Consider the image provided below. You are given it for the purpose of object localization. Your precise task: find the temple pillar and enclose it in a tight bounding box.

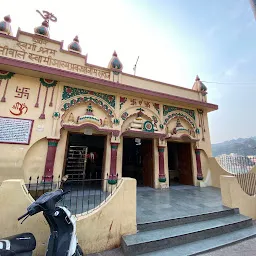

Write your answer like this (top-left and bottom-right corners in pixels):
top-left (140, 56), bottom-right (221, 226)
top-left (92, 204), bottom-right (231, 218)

top-left (158, 146), bottom-right (166, 182)
top-left (43, 138), bottom-right (59, 182)
top-left (195, 148), bottom-right (203, 180)
top-left (108, 142), bottom-right (119, 184)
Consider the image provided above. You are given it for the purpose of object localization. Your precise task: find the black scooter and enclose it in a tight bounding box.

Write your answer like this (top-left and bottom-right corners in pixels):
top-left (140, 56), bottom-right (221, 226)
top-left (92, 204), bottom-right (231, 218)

top-left (0, 189), bottom-right (84, 256)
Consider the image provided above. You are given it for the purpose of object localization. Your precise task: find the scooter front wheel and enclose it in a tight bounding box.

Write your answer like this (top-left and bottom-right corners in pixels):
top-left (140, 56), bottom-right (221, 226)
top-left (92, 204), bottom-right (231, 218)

top-left (75, 244), bottom-right (84, 256)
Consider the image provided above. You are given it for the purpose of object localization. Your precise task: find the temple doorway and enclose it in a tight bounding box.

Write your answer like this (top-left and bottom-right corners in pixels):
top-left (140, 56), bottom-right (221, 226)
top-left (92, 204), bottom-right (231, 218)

top-left (64, 132), bottom-right (106, 181)
top-left (167, 141), bottom-right (194, 185)
top-left (122, 137), bottom-right (154, 187)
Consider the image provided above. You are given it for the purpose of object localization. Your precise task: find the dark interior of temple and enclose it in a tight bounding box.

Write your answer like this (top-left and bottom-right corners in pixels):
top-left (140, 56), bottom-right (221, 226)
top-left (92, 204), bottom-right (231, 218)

top-left (122, 137), bottom-right (153, 187)
top-left (65, 133), bottom-right (105, 179)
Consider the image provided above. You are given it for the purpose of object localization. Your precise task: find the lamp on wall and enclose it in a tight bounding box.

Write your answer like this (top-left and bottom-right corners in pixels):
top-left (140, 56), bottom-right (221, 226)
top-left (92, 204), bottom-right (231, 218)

top-left (135, 138), bottom-right (141, 146)
top-left (84, 128), bottom-right (92, 135)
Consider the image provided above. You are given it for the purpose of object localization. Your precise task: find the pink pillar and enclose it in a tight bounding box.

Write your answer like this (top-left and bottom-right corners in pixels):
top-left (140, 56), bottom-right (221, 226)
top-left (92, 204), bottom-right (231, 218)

top-left (43, 139), bottom-right (59, 182)
top-left (108, 143), bottom-right (118, 184)
top-left (195, 148), bottom-right (203, 180)
top-left (158, 146), bottom-right (166, 182)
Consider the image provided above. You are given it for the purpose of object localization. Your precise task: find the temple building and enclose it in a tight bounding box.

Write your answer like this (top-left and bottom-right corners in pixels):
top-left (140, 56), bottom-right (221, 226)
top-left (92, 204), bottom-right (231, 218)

top-left (0, 13), bottom-right (218, 188)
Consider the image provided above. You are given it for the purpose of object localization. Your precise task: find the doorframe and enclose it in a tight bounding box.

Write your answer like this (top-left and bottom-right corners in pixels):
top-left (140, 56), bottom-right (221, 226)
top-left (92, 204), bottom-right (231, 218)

top-left (122, 136), bottom-right (155, 187)
top-left (166, 140), bottom-right (194, 186)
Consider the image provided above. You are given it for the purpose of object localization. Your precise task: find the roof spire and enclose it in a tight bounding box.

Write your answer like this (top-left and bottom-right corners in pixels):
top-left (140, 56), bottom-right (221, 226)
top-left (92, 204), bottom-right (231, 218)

top-left (0, 15), bottom-right (12, 35)
top-left (68, 35), bottom-right (82, 54)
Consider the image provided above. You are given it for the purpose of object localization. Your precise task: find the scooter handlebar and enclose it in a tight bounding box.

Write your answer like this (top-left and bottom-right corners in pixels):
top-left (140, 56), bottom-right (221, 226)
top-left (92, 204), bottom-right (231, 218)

top-left (18, 212), bottom-right (29, 221)
top-left (61, 190), bottom-right (70, 197)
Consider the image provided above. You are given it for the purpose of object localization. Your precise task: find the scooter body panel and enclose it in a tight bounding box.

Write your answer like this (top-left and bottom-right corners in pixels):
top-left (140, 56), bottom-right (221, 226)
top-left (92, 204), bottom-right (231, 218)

top-left (0, 189), bottom-right (83, 256)
top-left (44, 206), bottom-right (77, 256)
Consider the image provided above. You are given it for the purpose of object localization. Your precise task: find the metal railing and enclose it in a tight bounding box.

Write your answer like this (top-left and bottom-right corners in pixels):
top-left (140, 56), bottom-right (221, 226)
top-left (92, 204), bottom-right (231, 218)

top-left (235, 172), bottom-right (256, 196)
top-left (25, 173), bottom-right (121, 216)
top-left (216, 155), bottom-right (256, 174)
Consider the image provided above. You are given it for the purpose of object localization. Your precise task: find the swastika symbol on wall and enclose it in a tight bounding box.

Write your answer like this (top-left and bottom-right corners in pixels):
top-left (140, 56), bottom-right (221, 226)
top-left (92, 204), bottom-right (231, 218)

top-left (15, 87), bottom-right (30, 99)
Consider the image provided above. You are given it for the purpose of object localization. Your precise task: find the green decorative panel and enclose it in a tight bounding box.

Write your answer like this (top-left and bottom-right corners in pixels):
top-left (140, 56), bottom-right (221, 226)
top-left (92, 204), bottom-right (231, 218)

top-left (108, 179), bottom-right (117, 185)
top-left (48, 140), bottom-right (58, 147)
top-left (159, 177), bottom-right (166, 183)
top-left (62, 96), bottom-right (115, 117)
top-left (163, 105), bottom-right (195, 120)
top-left (62, 86), bottom-right (115, 108)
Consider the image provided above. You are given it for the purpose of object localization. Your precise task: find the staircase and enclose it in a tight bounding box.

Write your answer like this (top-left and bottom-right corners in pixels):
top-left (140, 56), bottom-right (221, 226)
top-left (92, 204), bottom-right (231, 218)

top-left (121, 208), bottom-right (256, 256)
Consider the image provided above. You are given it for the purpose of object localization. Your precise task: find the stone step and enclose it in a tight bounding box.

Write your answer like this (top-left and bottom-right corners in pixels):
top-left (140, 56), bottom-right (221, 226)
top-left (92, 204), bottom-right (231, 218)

top-left (140, 225), bottom-right (256, 256)
top-left (138, 208), bottom-right (238, 232)
top-left (121, 214), bottom-right (252, 255)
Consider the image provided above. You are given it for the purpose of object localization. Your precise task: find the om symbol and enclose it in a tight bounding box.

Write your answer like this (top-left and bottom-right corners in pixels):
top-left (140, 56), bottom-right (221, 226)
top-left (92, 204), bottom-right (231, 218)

top-left (10, 102), bottom-right (28, 116)
top-left (36, 10), bottom-right (57, 23)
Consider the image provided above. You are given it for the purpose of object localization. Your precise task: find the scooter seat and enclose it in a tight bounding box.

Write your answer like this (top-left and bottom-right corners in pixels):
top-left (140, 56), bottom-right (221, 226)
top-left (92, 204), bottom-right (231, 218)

top-left (0, 233), bottom-right (36, 253)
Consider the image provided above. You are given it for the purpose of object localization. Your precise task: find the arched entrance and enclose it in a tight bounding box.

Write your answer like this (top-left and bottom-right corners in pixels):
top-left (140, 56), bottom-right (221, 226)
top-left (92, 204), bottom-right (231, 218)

top-left (120, 109), bottom-right (164, 188)
top-left (165, 117), bottom-right (199, 186)
top-left (60, 101), bottom-right (119, 182)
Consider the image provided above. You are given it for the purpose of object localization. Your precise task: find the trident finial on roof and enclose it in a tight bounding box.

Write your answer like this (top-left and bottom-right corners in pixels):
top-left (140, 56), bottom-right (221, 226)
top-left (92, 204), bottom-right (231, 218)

top-left (36, 10), bottom-right (57, 26)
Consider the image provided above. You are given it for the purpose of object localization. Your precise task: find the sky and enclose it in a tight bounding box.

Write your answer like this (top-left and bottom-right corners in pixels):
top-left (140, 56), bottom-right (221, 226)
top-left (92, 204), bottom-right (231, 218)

top-left (1, 0), bottom-right (256, 144)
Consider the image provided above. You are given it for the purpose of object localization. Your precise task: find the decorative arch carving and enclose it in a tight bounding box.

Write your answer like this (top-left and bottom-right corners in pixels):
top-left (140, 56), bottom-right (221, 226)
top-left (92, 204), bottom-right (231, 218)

top-left (120, 111), bottom-right (153, 130)
top-left (119, 106), bottom-right (161, 124)
top-left (59, 95), bottom-right (116, 118)
top-left (164, 111), bottom-right (196, 130)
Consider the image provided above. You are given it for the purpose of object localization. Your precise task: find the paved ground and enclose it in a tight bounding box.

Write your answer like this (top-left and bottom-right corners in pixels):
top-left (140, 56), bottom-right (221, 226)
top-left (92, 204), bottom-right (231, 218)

top-left (136, 186), bottom-right (226, 223)
top-left (88, 187), bottom-right (256, 256)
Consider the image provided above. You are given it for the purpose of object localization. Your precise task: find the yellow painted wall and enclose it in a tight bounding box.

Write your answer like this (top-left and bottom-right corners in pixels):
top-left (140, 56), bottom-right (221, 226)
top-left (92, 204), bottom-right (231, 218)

top-left (121, 74), bottom-right (201, 102)
top-left (220, 175), bottom-right (256, 219)
top-left (0, 71), bottom-right (213, 187)
top-left (0, 31), bottom-right (215, 186)
top-left (0, 178), bottom-right (137, 255)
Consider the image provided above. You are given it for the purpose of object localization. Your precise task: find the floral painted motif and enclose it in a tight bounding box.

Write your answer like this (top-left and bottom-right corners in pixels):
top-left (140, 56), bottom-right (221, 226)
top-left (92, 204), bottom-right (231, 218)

top-left (62, 86), bottom-right (115, 108)
top-left (163, 105), bottom-right (195, 120)
top-left (62, 96), bottom-right (114, 117)
top-left (153, 103), bottom-right (160, 115)
top-left (152, 116), bottom-right (158, 124)
top-left (40, 78), bottom-right (57, 88)
top-left (121, 112), bottom-right (129, 121)
top-left (120, 97), bottom-right (127, 109)
top-left (143, 121), bottom-right (154, 132)
top-left (159, 124), bottom-right (164, 130)
top-left (0, 70), bottom-right (15, 80)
